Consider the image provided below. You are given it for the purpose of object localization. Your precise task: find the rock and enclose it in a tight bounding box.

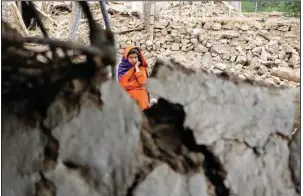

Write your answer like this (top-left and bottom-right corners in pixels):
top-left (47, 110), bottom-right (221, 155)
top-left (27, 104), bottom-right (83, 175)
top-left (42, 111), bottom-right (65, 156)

top-left (206, 42), bottom-right (213, 48)
top-left (201, 52), bottom-right (212, 69)
top-left (173, 55), bottom-right (187, 64)
top-left (260, 48), bottom-right (268, 61)
top-left (234, 23), bottom-right (241, 29)
top-left (288, 54), bottom-right (300, 68)
top-left (203, 22), bottom-right (212, 29)
top-left (222, 22), bottom-right (233, 30)
top-left (186, 43), bottom-right (193, 48)
top-left (246, 53), bottom-right (253, 65)
top-left (238, 74), bottom-right (246, 80)
top-left (236, 56), bottom-right (247, 65)
top-left (265, 78), bottom-right (276, 85)
top-left (186, 28), bottom-right (193, 34)
top-left (210, 45), bottom-right (228, 54)
top-left (220, 39), bottom-right (228, 44)
top-left (190, 38), bottom-right (198, 45)
top-left (166, 44), bottom-right (172, 49)
top-left (260, 60), bottom-right (275, 68)
top-left (215, 63), bottom-right (228, 71)
top-left (230, 56), bottom-right (237, 63)
top-left (213, 68), bottom-right (223, 74)
top-left (144, 52), bottom-right (152, 59)
top-left (271, 67), bottom-right (300, 83)
top-left (161, 29), bottom-right (168, 35)
top-left (171, 43), bottom-right (180, 51)
top-left (290, 49), bottom-right (299, 56)
top-left (252, 47), bottom-right (263, 55)
top-left (222, 30), bottom-right (239, 39)
top-left (115, 42), bottom-right (120, 49)
top-left (211, 23), bottom-right (222, 30)
top-left (278, 51), bottom-right (286, 60)
top-left (181, 45), bottom-right (187, 52)
top-left (272, 76), bottom-right (281, 85)
top-left (257, 65), bottom-right (268, 75)
top-left (267, 42), bottom-right (280, 54)
top-left (170, 30), bottom-right (178, 37)
top-left (212, 55), bottom-right (222, 62)
top-left (277, 26), bottom-right (290, 32)
top-left (250, 57), bottom-right (259, 67)
top-left (192, 28), bottom-right (203, 37)
top-left (181, 39), bottom-right (190, 45)
top-left (222, 52), bottom-right (232, 60)
top-left (210, 32), bottom-right (222, 41)
top-left (235, 64), bottom-right (243, 70)
top-left (174, 36), bottom-right (181, 43)
top-left (284, 32), bottom-right (297, 38)
top-left (120, 42), bottom-right (128, 49)
top-left (244, 72), bottom-right (254, 80)
top-left (240, 24), bottom-right (250, 31)
top-left (195, 45), bottom-right (208, 53)
top-left (155, 41), bottom-right (161, 48)
top-left (146, 40), bottom-right (153, 46)
top-left (198, 34), bottom-right (207, 42)
top-left (179, 28), bottom-right (187, 34)
top-left (253, 22), bottom-right (262, 30)
top-left (187, 45), bottom-right (194, 51)
top-left (211, 52), bottom-right (218, 57)
top-left (235, 46), bottom-right (246, 56)
top-left (155, 20), bottom-right (169, 29)
top-left (275, 59), bottom-right (289, 68)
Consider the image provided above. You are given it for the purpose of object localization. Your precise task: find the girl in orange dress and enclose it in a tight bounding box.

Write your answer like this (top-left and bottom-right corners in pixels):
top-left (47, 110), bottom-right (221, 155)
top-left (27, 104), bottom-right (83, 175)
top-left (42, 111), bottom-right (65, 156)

top-left (117, 46), bottom-right (149, 110)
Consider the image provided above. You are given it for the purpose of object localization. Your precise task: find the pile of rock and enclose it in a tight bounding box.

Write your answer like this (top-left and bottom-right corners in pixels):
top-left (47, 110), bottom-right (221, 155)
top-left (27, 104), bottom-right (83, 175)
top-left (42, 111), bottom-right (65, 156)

top-left (116, 17), bottom-right (300, 87)
top-left (2, 1), bottom-right (300, 87)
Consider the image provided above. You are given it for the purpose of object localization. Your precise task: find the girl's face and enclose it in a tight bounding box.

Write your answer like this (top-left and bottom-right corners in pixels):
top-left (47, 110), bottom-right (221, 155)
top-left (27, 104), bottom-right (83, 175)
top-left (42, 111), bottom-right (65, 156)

top-left (127, 53), bottom-right (138, 65)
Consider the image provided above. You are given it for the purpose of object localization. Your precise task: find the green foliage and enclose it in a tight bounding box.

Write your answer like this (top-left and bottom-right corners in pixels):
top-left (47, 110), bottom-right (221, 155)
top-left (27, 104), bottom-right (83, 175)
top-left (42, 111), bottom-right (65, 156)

top-left (281, 1), bottom-right (301, 17)
top-left (242, 1), bottom-right (256, 12)
top-left (241, 1), bottom-right (300, 17)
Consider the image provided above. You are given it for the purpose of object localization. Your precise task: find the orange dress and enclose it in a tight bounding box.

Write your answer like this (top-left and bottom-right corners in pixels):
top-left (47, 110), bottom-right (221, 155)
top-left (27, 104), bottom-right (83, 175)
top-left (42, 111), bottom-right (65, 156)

top-left (119, 46), bottom-right (149, 110)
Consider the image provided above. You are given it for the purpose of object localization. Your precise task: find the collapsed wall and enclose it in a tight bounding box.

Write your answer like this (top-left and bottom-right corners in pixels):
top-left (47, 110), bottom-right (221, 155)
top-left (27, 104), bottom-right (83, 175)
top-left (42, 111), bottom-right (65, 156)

top-left (2, 57), bottom-right (300, 196)
top-left (116, 17), bottom-right (300, 87)
top-left (2, 2), bottom-right (300, 88)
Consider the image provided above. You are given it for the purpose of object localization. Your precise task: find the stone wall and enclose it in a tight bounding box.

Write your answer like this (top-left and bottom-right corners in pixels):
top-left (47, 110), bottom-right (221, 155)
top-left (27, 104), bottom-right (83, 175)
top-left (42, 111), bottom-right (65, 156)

top-left (116, 17), bottom-right (300, 87)
top-left (2, 2), bottom-right (300, 88)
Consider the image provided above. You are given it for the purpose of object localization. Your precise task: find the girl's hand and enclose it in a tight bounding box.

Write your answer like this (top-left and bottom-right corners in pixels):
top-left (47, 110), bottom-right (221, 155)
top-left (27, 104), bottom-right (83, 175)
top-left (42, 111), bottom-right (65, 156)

top-left (135, 61), bottom-right (140, 72)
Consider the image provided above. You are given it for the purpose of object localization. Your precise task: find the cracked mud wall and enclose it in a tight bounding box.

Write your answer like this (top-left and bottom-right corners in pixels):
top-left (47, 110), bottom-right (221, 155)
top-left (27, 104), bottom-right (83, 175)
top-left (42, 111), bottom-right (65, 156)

top-left (2, 81), bottom-right (143, 196)
top-left (139, 60), bottom-right (300, 196)
top-left (3, 60), bottom-right (299, 196)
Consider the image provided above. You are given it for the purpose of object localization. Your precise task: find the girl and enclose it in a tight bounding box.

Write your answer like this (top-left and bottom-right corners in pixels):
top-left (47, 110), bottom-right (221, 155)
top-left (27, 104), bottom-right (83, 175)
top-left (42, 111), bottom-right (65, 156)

top-left (117, 46), bottom-right (149, 110)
